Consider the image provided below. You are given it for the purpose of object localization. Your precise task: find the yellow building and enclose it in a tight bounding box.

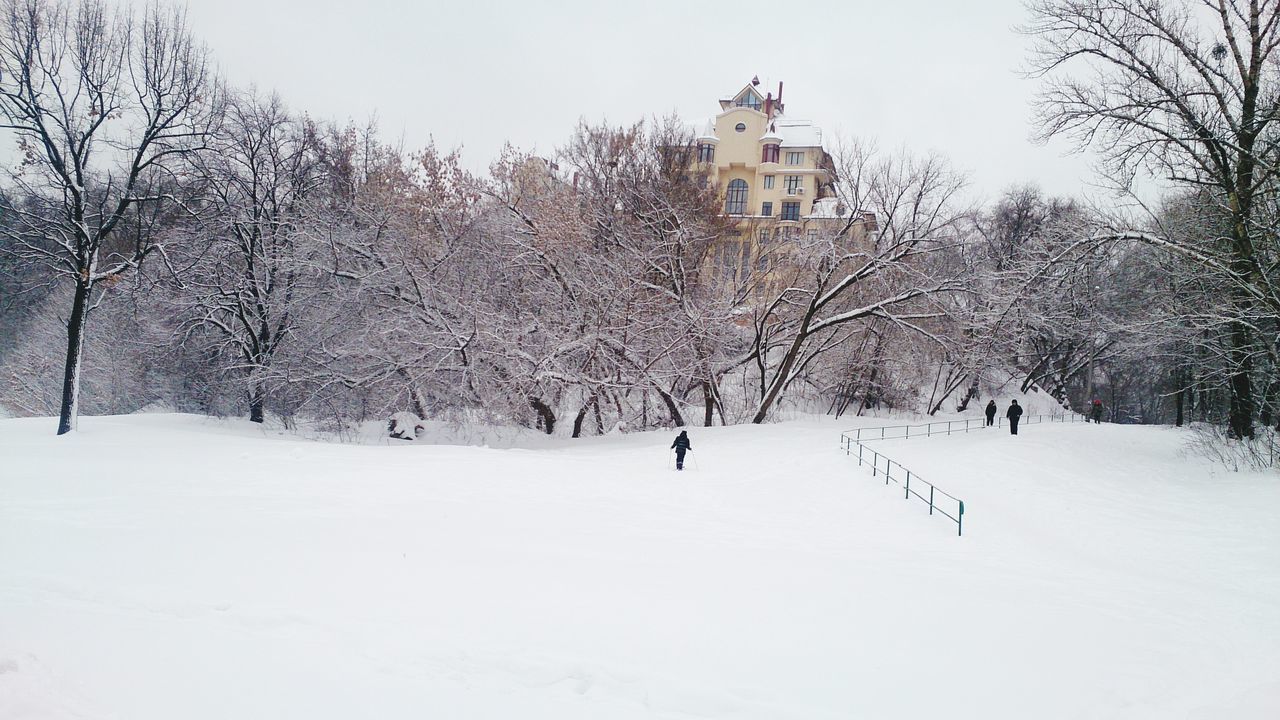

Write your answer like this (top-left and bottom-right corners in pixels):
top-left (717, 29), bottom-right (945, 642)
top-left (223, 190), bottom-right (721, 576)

top-left (691, 78), bottom-right (865, 287)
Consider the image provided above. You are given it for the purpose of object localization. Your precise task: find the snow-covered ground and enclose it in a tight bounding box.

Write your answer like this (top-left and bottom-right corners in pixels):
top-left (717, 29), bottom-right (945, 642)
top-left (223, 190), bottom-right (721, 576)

top-left (1, 413), bottom-right (1277, 719)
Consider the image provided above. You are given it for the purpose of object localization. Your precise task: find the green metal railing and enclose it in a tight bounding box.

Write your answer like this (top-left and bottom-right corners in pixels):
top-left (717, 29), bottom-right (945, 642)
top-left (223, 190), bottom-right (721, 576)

top-left (844, 412), bottom-right (1088, 443)
top-left (845, 439), bottom-right (966, 535)
top-left (839, 412), bottom-right (1088, 536)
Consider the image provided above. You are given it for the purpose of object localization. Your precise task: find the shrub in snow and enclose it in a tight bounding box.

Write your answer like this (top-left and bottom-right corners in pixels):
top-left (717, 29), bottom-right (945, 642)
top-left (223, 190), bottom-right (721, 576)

top-left (1185, 423), bottom-right (1278, 472)
top-left (387, 412), bottom-right (425, 441)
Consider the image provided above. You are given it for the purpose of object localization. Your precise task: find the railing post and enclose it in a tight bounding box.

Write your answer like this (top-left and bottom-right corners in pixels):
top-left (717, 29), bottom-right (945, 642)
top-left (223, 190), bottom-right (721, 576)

top-left (929, 485), bottom-right (934, 515)
top-left (881, 426), bottom-right (885, 439)
top-left (947, 420), bottom-right (952, 436)
top-left (858, 443), bottom-right (863, 466)
top-left (905, 470), bottom-right (911, 499)
top-left (906, 425), bottom-right (910, 439)
top-left (957, 501), bottom-right (964, 536)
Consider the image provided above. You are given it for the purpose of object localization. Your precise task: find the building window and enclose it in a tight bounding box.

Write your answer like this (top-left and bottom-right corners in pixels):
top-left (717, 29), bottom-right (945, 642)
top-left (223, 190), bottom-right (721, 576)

top-left (761, 201), bottom-right (772, 216)
top-left (786, 151), bottom-right (804, 165)
top-left (785, 175), bottom-right (803, 194)
top-left (758, 228), bottom-right (770, 245)
top-left (725, 179), bottom-right (749, 215)
top-left (762, 144), bottom-right (780, 163)
top-left (763, 175), bottom-right (775, 189)
top-left (734, 122), bottom-right (747, 133)
top-left (808, 229), bottom-right (818, 241)
top-left (697, 143), bottom-right (715, 163)
top-left (735, 91), bottom-right (762, 111)
top-left (781, 201), bottom-right (800, 221)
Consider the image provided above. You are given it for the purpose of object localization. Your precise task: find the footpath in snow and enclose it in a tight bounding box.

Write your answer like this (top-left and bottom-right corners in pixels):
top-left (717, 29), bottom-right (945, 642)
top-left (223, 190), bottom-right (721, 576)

top-left (1, 413), bottom-right (1278, 719)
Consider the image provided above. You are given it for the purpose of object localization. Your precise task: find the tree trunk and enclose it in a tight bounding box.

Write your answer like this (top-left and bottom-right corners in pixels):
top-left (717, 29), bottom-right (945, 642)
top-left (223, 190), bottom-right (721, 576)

top-left (702, 381), bottom-right (714, 427)
top-left (398, 369), bottom-right (428, 418)
top-left (56, 280), bottom-right (92, 435)
top-left (571, 396), bottom-right (594, 439)
top-left (1175, 379), bottom-right (1185, 428)
top-left (1259, 392), bottom-right (1271, 428)
top-left (1226, 313), bottom-right (1255, 439)
top-left (654, 386), bottom-right (685, 427)
top-left (752, 311), bottom-right (814, 424)
top-left (530, 398), bottom-right (556, 435)
top-left (955, 376), bottom-right (980, 412)
top-left (249, 386), bottom-right (266, 424)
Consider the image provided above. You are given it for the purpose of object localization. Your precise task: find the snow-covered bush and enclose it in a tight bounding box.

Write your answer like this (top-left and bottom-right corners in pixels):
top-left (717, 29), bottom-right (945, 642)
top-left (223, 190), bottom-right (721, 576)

top-left (387, 412), bottom-right (425, 441)
top-left (1185, 423), bottom-right (1278, 472)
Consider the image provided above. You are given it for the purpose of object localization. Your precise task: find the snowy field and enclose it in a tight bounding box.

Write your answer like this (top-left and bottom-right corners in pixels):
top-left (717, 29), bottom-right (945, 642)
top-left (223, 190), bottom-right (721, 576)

top-left (1, 413), bottom-right (1278, 719)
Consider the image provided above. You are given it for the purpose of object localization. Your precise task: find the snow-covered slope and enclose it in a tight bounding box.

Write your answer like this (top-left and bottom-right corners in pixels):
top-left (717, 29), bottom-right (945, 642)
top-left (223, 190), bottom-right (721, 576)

top-left (1, 414), bottom-right (1277, 719)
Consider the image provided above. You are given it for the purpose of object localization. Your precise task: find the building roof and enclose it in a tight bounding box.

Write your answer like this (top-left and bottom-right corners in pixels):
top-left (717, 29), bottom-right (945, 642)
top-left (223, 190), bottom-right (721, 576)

top-left (774, 119), bottom-right (823, 149)
top-left (759, 123), bottom-right (783, 143)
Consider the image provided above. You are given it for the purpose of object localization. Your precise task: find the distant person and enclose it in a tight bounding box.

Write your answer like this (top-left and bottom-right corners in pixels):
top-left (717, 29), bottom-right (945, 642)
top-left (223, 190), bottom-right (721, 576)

top-left (1006, 399), bottom-right (1023, 435)
top-left (1090, 399), bottom-right (1103, 424)
top-left (671, 430), bottom-right (692, 471)
top-left (985, 399), bottom-right (997, 426)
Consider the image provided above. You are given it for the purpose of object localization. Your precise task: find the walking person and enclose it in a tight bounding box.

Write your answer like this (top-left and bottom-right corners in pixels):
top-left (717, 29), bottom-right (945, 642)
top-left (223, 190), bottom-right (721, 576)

top-left (671, 430), bottom-right (692, 471)
top-left (1090, 398), bottom-right (1104, 424)
top-left (984, 399), bottom-right (998, 427)
top-left (1006, 399), bottom-right (1023, 435)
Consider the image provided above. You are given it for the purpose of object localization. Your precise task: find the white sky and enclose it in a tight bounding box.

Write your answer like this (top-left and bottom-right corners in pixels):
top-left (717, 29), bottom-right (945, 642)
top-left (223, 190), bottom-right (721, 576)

top-left (182, 0), bottom-right (1100, 201)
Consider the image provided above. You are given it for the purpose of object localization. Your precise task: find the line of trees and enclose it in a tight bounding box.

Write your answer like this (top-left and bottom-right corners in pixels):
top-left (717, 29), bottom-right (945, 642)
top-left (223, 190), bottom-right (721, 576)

top-left (0, 0), bottom-right (1276, 463)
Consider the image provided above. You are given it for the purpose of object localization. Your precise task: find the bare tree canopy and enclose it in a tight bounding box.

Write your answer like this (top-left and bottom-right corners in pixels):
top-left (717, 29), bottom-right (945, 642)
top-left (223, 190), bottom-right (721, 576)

top-left (0, 0), bottom-right (217, 433)
top-left (1025, 0), bottom-right (1280, 439)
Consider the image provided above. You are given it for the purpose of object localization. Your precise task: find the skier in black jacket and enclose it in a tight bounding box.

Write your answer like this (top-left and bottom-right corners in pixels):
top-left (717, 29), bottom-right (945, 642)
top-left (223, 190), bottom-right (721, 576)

top-left (671, 430), bottom-right (692, 470)
top-left (984, 399), bottom-right (997, 427)
top-left (1006, 399), bottom-right (1023, 435)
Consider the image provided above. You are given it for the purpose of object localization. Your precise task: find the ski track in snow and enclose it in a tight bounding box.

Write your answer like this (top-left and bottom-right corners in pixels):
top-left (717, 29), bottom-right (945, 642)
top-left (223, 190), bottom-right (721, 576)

top-left (1, 413), bottom-right (1278, 719)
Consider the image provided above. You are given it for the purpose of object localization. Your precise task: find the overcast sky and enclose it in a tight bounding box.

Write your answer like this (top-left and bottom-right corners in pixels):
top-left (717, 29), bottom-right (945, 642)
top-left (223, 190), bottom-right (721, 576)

top-left (182, 0), bottom-right (1100, 201)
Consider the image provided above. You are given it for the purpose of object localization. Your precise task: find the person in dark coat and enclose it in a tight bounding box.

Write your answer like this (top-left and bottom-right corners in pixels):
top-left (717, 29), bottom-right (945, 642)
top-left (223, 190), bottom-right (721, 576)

top-left (984, 399), bottom-right (998, 427)
top-left (671, 430), bottom-right (692, 470)
top-left (1090, 399), bottom-right (1103, 424)
top-left (1006, 399), bottom-right (1023, 435)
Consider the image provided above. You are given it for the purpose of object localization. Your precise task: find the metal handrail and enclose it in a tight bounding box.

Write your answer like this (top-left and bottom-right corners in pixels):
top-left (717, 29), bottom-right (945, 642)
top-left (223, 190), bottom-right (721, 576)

top-left (837, 412), bottom-right (1088, 536)
top-left (845, 440), bottom-right (965, 535)
top-left (843, 412), bottom-right (1088, 443)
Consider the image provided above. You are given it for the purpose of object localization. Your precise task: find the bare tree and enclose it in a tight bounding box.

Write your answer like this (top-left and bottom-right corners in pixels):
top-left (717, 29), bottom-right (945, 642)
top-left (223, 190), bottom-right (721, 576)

top-left (172, 90), bottom-right (322, 422)
top-left (1025, 0), bottom-right (1280, 438)
top-left (0, 0), bottom-right (217, 433)
top-left (746, 142), bottom-right (971, 423)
